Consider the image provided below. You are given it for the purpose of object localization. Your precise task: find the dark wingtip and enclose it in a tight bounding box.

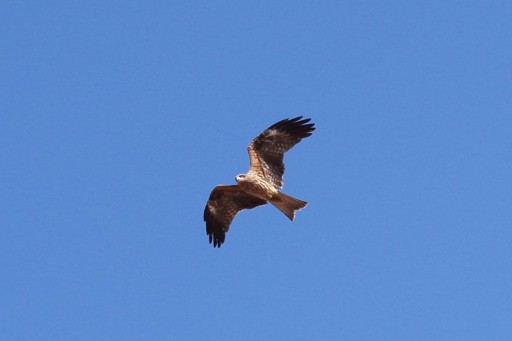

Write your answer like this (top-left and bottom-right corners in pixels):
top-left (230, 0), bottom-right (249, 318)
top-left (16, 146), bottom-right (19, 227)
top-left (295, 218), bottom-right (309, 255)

top-left (208, 232), bottom-right (223, 248)
top-left (269, 116), bottom-right (316, 138)
top-left (204, 205), bottom-right (225, 248)
top-left (206, 221), bottom-right (225, 248)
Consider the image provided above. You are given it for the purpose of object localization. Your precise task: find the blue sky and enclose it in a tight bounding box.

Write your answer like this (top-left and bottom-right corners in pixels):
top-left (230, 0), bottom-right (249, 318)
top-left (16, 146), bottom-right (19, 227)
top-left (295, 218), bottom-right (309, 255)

top-left (2, 1), bottom-right (511, 340)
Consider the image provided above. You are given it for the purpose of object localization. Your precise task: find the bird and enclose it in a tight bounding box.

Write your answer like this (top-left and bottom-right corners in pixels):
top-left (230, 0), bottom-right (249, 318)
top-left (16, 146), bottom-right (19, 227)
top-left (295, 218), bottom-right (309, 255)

top-left (203, 116), bottom-right (315, 247)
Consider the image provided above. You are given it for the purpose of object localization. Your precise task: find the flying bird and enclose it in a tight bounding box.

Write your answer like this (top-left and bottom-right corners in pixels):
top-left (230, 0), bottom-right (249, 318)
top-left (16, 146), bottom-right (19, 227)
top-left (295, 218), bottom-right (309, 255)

top-left (203, 116), bottom-right (315, 247)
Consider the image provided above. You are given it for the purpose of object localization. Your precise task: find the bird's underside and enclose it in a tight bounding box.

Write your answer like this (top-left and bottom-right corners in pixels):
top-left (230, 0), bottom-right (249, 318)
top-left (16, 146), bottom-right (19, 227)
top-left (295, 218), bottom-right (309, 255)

top-left (204, 116), bottom-right (315, 247)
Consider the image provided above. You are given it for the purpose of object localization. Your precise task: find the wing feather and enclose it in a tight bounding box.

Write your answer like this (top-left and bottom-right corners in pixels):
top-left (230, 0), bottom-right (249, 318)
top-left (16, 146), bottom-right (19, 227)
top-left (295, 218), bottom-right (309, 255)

top-left (248, 116), bottom-right (315, 189)
top-left (204, 185), bottom-right (267, 247)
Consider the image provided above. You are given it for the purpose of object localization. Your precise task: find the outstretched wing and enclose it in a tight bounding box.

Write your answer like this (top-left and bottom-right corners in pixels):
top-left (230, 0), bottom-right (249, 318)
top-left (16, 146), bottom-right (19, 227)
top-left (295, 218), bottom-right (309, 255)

top-left (248, 116), bottom-right (315, 189)
top-left (204, 185), bottom-right (267, 247)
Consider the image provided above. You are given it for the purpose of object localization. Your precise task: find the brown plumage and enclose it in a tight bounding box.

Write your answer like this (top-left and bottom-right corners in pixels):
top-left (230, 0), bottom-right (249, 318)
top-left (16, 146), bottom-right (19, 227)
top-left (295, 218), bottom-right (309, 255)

top-left (204, 116), bottom-right (315, 247)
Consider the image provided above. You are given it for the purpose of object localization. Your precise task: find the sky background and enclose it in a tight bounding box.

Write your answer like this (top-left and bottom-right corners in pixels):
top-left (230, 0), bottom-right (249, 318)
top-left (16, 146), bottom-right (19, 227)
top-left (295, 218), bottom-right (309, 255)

top-left (2, 1), bottom-right (511, 340)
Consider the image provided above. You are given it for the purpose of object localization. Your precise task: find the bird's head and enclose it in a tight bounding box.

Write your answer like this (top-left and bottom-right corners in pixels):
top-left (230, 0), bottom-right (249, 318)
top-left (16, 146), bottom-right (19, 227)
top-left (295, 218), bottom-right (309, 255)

top-left (235, 174), bottom-right (247, 184)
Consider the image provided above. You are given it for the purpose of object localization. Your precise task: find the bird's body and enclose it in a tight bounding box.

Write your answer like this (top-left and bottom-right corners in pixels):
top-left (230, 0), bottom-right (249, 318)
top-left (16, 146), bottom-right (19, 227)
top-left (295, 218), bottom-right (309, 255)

top-left (235, 173), bottom-right (278, 201)
top-left (204, 116), bottom-right (315, 247)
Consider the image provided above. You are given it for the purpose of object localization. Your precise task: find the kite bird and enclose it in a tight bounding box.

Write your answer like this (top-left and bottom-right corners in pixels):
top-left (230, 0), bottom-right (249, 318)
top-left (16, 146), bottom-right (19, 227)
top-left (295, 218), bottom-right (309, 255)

top-left (204, 116), bottom-right (315, 247)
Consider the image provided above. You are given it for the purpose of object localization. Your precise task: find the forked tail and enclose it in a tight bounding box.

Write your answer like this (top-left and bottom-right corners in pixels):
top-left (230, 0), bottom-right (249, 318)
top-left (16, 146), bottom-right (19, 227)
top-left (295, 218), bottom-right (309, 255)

top-left (270, 192), bottom-right (308, 220)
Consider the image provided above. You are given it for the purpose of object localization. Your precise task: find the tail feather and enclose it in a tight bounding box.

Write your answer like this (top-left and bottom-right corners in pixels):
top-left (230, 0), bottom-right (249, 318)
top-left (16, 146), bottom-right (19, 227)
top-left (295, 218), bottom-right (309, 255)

top-left (270, 192), bottom-right (307, 220)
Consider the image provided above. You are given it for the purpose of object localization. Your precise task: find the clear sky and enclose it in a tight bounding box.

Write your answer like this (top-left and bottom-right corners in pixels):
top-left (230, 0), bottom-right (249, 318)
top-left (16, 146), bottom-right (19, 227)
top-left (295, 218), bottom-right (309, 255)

top-left (2, 1), bottom-right (511, 340)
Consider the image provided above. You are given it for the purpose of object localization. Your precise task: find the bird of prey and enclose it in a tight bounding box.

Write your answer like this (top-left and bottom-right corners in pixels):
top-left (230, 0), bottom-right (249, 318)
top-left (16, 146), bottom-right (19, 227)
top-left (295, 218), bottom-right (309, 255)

top-left (203, 116), bottom-right (315, 247)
